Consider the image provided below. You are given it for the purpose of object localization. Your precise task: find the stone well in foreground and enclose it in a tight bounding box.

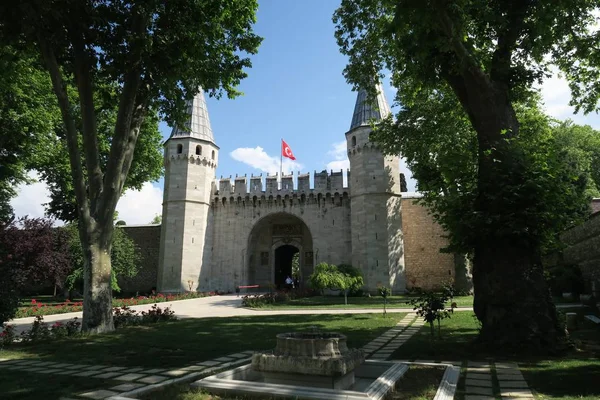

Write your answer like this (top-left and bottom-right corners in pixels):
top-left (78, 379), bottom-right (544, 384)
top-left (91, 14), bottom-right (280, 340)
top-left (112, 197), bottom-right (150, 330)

top-left (251, 332), bottom-right (364, 389)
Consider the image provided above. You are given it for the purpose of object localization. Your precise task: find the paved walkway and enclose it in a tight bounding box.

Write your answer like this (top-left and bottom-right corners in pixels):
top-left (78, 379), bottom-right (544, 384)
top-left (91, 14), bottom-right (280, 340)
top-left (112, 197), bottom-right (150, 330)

top-left (1, 309), bottom-right (537, 399)
top-left (7, 295), bottom-right (473, 334)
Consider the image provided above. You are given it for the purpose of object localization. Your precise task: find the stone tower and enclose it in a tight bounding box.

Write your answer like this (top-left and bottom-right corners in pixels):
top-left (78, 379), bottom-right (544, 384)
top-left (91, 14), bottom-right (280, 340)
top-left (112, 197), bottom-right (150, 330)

top-left (346, 85), bottom-right (406, 292)
top-left (157, 89), bottom-right (218, 292)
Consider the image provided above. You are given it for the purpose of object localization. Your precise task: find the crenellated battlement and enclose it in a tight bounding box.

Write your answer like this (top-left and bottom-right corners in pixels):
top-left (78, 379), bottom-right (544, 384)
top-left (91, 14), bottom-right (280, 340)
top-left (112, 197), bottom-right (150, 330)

top-left (212, 170), bottom-right (350, 201)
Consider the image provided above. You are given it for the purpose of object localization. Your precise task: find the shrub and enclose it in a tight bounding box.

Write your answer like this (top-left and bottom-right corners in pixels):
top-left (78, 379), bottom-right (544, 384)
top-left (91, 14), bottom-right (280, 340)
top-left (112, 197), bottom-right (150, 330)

top-left (13, 316), bottom-right (81, 345)
top-left (407, 290), bottom-right (452, 337)
top-left (140, 304), bottom-right (176, 323)
top-left (20, 315), bottom-right (51, 343)
top-left (113, 304), bottom-right (176, 327)
top-left (65, 317), bottom-right (81, 336)
top-left (113, 305), bottom-right (141, 328)
top-left (51, 322), bottom-right (68, 339)
top-left (0, 324), bottom-right (16, 346)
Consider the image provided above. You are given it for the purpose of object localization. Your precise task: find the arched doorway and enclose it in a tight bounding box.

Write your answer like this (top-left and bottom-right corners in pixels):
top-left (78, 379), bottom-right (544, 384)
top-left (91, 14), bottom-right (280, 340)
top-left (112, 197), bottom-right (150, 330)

top-left (274, 244), bottom-right (299, 289)
top-left (246, 212), bottom-right (314, 289)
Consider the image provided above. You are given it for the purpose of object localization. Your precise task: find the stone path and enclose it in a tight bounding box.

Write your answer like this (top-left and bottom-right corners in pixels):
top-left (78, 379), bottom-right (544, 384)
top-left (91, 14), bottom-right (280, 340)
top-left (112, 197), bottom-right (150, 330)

top-left (463, 361), bottom-right (534, 400)
top-left (362, 313), bottom-right (423, 360)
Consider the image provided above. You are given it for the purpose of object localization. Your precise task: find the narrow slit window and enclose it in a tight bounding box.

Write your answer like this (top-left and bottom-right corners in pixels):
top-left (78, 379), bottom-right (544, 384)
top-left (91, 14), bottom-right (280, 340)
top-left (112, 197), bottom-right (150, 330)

top-left (196, 145), bottom-right (202, 155)
top-left (177, 144), bottom-right (183, 154)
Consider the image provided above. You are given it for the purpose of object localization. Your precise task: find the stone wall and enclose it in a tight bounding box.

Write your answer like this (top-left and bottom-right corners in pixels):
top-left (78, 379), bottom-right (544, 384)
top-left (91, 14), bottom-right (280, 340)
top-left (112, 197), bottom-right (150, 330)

top-left (206, 193), bottom-right (352, 292)
top-left (401, 195), bottom-right (455, 290)
top-left (118, 224), bottom-right (161, 295)
top-left (561, 212), bottom-right (600, 294)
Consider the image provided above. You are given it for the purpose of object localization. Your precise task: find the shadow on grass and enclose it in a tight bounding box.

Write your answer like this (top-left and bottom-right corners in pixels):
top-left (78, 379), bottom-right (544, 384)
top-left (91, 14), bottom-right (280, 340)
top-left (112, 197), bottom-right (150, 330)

top-left (0, 313), bottom-right (401, 368)
top-left (1, 369), bottom-right (107, 400)
top-left (521, 359), bottom-right (600, 399)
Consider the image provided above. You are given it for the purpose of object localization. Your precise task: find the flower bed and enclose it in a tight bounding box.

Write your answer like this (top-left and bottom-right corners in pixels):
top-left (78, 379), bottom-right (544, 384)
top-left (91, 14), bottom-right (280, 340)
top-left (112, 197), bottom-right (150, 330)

top-left (15, 291), bottom-right (217, 318)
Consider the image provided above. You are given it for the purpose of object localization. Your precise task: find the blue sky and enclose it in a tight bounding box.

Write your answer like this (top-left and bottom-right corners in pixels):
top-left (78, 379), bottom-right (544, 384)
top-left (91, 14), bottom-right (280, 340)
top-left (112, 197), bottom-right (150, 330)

top-left (157, 0), bottom-right (398, 186)
top-left (11, 0), bottom-right (600, 224)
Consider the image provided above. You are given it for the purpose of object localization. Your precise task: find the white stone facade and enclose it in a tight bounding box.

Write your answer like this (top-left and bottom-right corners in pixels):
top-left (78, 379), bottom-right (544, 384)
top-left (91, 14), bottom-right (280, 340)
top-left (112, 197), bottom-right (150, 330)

top-left (158, 87), bottom-right (408, 293)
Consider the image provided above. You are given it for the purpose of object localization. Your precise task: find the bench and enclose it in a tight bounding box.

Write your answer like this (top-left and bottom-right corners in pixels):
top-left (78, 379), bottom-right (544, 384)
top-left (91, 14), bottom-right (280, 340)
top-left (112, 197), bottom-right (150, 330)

top-left (236, 285), bottom-right (260, 297)
top-left (584, 315), bottom-right (600, 324)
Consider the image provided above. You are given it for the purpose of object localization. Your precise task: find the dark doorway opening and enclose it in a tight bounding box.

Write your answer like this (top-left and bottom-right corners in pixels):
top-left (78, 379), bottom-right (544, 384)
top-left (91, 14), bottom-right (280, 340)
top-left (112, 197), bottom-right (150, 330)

top-left (274, 245), bottom-right (299, 289)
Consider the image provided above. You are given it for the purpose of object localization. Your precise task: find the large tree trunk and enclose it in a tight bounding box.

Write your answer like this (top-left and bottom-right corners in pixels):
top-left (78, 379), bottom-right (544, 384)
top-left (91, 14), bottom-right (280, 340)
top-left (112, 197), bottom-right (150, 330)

top-left (80, 223), bottom-right (114, 333)
top-left (37, 9), bottom-right (147, 335)
top-left (446, 70), bottom-right (565, 350)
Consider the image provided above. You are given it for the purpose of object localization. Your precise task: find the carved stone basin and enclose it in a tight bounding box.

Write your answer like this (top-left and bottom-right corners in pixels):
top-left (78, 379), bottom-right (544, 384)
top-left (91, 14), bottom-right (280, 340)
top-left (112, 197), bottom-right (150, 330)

top-left (273, 332), bottom-right (351, 357)
top-left (251, 331), bottom-right (365, 389)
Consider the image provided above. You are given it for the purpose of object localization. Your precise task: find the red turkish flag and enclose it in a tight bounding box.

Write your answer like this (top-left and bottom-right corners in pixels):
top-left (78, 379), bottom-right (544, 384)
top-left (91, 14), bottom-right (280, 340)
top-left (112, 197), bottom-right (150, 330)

top-left (281, 139), bottom-right (296, 160)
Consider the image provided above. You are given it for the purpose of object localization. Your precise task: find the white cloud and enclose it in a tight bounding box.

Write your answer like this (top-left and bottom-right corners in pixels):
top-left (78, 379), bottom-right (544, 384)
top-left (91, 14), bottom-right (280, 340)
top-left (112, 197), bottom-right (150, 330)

top-left (11, 171), bottom-right (53, 221)
top-left (230, 146), bottom-right (303, 175)
top-left (11, 172), bottom-right (162, 226)
top-left (326, 159), bottom-right (350, 171)
top-left (325, 140), bottom-right (349, 172)
top-left (116, 183), bottom-right (163, 225)
top-left (538, 68), bottom-right (574, 119)
top-left (537, 68), bottom-right (600, 128)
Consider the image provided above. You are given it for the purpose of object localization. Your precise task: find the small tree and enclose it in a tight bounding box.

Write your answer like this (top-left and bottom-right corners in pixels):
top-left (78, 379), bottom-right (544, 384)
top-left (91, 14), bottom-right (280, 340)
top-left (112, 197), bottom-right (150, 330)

top-left (309, 262), bottom-right (364, 305)
top-left (408, 290), bottom-right (452, 337)
top-left (377, 285), bottom-right (391, 315)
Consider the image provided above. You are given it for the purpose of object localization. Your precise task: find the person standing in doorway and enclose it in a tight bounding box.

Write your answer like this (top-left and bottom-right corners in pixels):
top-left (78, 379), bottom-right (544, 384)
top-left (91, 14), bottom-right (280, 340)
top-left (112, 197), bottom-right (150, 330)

top-left (285, 275), bottom-right (293, 289)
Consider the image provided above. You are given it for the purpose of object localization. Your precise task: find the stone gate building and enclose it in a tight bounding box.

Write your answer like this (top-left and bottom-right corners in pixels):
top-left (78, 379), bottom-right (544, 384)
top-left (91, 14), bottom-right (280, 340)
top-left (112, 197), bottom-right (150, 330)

top-left (155, 85), bottom-right (457, 294)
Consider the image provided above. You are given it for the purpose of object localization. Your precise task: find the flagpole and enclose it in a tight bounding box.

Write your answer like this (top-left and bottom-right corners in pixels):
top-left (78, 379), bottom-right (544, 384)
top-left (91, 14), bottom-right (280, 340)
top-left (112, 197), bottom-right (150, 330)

top-left (280, 138), bottom-right (283, 190)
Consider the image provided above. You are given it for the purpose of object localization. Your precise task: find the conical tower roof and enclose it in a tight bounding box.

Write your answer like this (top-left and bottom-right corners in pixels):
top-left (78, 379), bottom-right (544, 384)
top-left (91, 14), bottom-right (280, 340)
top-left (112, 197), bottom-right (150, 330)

top-left (349, 83), bottom-right (391, 131)
top-left (169, 89), bottom-right (215, 143)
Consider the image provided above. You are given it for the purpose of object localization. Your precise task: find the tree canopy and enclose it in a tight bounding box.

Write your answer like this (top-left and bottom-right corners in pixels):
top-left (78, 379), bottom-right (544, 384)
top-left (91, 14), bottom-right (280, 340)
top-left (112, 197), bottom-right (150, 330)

top-left (0, 0), bottom-right (262, 333)
top-left (0, 44), bottom-right (61, 222)
top-left (334, 0), bottom-right (600, 349)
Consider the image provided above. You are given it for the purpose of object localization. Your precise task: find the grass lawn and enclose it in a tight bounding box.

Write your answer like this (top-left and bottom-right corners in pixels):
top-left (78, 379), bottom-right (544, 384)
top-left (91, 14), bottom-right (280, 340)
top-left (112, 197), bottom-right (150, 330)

top-left (391, 365), bottom-right (446, 400)
top-left (392, 309), bottom-right (600, 400)
top-left (0, 313), bottom-right (402, 400)
top-left (2, 314), bottom-right (401, 367)
top-left (252, 294), bottom-right (473, 309)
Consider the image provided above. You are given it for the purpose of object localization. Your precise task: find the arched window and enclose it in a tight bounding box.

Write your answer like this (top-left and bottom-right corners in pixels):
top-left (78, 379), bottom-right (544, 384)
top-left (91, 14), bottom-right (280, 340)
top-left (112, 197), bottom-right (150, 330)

top-left (196, 145), bottom-right (202, 155)
top-left (177, 144), bottom-right (183, 154)
top-left (211, 150), bottom-right (215, 160)
top-left (351, 136), bottom-right (356, 147)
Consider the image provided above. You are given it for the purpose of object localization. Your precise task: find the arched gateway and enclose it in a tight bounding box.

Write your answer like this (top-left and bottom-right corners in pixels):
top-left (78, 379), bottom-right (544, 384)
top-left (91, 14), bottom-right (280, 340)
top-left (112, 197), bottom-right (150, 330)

top-left (246, 213), bottom-right (314, 289)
